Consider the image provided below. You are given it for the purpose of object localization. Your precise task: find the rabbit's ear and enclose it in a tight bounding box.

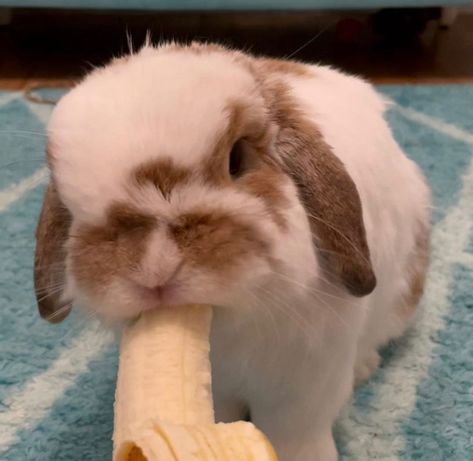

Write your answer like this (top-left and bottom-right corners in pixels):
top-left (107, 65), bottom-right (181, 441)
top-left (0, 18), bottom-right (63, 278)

top-left (34, 181), bottom-right (72, 322)
top-left (268, 84), bottom-right (376, 297)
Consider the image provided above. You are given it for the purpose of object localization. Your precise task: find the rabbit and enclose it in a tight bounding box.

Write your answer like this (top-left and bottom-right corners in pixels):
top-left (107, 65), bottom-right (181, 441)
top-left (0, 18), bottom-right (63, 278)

top-left (34, 42), bottom-right (431, 461)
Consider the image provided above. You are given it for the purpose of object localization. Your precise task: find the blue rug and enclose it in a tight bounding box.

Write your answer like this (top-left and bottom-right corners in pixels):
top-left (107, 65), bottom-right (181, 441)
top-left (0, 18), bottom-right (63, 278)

top-left (0, 85), bottom-right (472, 460)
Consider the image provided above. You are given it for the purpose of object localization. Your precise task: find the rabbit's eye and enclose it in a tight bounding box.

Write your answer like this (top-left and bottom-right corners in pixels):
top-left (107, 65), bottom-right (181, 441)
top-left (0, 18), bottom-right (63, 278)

top-left (229, 140), bottom-right (245, 178)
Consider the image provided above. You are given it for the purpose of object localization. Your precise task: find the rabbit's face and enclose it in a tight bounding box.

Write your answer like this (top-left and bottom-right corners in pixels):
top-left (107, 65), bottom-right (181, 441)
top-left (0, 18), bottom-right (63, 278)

top-left (39, 46), bottom-right (316, 321)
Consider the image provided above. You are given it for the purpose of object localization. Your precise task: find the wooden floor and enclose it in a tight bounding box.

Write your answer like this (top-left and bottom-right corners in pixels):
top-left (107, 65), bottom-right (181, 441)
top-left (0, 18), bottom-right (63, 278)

top-left (1, 8), bottom-right (473, 90)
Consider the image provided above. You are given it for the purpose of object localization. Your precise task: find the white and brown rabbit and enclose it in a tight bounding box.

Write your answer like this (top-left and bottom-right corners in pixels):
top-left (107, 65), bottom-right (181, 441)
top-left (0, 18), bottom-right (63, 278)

top-left (34, 43), bottom-right (431, 461)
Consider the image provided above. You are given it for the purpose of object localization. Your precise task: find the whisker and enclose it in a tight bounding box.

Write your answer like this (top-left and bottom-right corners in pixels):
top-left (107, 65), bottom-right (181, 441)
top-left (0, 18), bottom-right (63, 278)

top-left (34, 287), bottom-right (65, 297)
top-left (257, 285), bottom-right (316, 342)
top-left (34, 283), bottom-right (66, 295)
top-left (126, 29), bottom-right (135, 55)
top-left (0, 160), bottom-right (45, 171)
top-left (0, 129), bottom-right (47, 137)
top-left (285, 19), bottom-right (337, 60)
top-left (270, 268), bottom-right (359, 308)
top-left (35, 286), bottom-right (66, 303)
top-left (45, 303), bottom-right (72, 322)
top-left (305, 212), bottom-right (372, 266)
top-left (265, 270), bottom-right (355, 329)
top-left (243, 288), bottom-right (281, 343)
top-left (32, 260), bottom-right (67, 268)
top-left (31, 269), bottom-right (67, 277)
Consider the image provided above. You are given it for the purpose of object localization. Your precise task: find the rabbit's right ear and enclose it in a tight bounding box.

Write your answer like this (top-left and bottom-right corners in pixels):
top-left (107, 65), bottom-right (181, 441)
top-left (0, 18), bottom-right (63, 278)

top-left (34, 181), bottom-right (72, 323)
top-left (261, 80), bottom-right (376, 297)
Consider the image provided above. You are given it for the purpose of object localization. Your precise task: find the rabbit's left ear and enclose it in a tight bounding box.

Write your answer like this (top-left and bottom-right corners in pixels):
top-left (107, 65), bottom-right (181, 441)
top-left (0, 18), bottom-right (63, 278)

top-left (268, 86), bottom-right (376, 297)
top-left (34, 181), bottom-right (73, 322)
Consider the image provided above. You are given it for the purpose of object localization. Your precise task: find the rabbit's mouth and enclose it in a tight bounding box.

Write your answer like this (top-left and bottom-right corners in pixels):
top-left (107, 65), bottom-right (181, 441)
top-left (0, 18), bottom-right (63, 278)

top-left (129, 280), bottom-right (184, 310)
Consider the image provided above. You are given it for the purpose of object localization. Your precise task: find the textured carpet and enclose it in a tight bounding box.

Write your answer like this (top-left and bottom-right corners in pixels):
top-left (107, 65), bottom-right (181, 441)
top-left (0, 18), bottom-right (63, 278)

top-left (0, 85), bottom-right (472, 461)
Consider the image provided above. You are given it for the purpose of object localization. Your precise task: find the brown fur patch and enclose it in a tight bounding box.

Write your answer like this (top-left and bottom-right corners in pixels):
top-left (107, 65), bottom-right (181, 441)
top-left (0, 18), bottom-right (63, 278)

top-left (170, 210), bottom-right (270, 272)
top-left (399, 223), bottom-right (430, 320)
top-left (72, 205), bottom-right (270, 294)
top-left (107, 203), bottom-right (157, 236)
top-left (34, 181), bottom-right (72, 323)
top-left (199, 99), bottom-right (289, 230)
top-left (69, 203), bottom-right (156, 292)
top-left (202, 100), bottom-right (270, 186)
top-left (258, 78), bottom-right (376, 296)
top-left (133, 158), bottom-right (191, 199)
top-left (201, 104), bottom-right (246, 186)
top-left (239, 165), bottom-right (289, 230)
top-left (255, 57), bottom-right (312, 78)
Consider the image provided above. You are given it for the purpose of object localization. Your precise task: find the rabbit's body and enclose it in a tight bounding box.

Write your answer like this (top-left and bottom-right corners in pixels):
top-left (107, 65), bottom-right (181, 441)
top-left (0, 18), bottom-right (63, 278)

top-left (211, 63), bottom-right (430, 460)
top-left (35, 44), bottom-right (430, 461)
top-left (288, 64), bottom-right (430, 371)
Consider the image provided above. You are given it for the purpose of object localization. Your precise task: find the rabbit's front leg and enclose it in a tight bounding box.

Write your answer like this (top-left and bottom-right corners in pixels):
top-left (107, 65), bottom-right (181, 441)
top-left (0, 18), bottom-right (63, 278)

top-left (253, 392), bottom-right (343, 461)
top-left (250, 346), bottom-right (355, 461)
top-left (274, 427), bottom-right (338, 461)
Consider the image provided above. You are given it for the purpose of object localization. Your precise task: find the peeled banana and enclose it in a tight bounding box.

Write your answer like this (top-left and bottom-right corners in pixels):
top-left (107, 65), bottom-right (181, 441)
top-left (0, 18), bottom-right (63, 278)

top-left (112, 304), bottom-right (278, 461)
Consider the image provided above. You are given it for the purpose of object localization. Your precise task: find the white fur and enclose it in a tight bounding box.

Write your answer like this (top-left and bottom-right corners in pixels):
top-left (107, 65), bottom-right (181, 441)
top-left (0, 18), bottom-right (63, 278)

top-left (288, 67), bottom-right (431, 354)
top-left (48, 46), bottom-right (430, 461)
top-left (212, 67), bottom-right (430, 460)
top-left (48, 49), bottom-right (262, 223)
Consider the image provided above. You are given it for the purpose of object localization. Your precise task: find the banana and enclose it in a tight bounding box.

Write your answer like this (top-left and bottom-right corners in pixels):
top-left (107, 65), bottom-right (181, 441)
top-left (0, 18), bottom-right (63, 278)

top-left (112, 305), bottom-right (278, 461)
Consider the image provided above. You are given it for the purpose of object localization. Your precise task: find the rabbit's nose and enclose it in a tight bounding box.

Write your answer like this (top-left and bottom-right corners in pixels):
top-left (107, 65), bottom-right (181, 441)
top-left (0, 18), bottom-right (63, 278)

top-left (126, 227), bottom-right (184, 290)
top-left (129, 258), bottom-right (184, 291)
top-left (149, 261), bottom-right (184, 291)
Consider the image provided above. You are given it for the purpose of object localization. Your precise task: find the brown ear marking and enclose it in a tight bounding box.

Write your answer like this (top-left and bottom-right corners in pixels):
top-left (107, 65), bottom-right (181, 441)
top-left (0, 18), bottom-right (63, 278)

top-left (34, 181), bottom-right (72, 323)
top-left (262, 80), bottom-right (376, 297)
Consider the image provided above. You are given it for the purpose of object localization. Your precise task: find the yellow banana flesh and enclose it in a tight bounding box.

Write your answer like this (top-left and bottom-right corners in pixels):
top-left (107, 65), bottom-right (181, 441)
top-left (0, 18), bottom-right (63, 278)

top-left (112, 305), bottom-right (278, 461)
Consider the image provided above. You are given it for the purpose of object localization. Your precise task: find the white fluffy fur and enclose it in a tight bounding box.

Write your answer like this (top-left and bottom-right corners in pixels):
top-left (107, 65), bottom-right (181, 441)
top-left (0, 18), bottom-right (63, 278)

top-left (48, 49), bottom-right (262, 223)
top-left (48, 45), bottom-right (431, 461)
top-left (212, 66), bottom-right (430, 461)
